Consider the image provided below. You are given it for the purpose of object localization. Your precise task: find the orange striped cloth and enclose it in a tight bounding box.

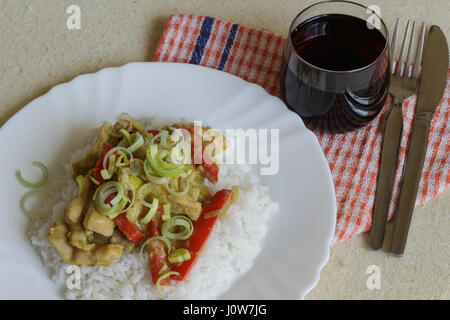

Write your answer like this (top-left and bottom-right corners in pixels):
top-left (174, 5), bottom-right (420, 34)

top-left (153, 14), bottom-right (450, 244)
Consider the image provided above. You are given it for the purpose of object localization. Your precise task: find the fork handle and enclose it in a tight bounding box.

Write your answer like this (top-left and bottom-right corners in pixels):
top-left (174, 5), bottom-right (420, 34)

top-left (369, 102), bottom-right (403, 250)
top-left (390, 115), bottom-right (432, 255)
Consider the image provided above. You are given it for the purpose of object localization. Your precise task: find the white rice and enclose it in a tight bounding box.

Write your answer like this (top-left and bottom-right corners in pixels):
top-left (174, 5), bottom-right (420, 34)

top-left (27, 117), bottom-right (278, 300)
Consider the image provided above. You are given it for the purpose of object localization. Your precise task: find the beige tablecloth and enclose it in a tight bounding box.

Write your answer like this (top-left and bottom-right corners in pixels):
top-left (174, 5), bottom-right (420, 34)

top-left (0, 0), bottom-right (448, 299)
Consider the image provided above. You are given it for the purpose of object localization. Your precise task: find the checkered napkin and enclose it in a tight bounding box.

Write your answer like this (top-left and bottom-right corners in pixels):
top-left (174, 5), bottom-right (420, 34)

top-left (153, 14), bottom-right (450, 244)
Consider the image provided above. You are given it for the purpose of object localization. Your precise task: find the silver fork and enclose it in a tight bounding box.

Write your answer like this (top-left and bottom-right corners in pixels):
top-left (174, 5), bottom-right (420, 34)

top-left (369, 19), bottom-right (426, 251)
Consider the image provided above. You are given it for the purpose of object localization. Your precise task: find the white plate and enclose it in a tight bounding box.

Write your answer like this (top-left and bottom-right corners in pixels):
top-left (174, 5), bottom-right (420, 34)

top-left (0, 62), bottom-right (336, 299)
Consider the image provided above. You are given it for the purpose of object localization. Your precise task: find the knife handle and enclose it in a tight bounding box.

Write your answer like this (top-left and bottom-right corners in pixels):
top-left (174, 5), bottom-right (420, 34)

top-left (369, 103), bottom-right (403, 250)
top-left (390, 115), bottom-right (431, 255)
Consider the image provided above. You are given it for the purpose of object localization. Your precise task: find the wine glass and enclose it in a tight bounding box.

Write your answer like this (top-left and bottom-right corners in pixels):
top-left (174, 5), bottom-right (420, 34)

top-left (280, 0), bottom-right (390, 133)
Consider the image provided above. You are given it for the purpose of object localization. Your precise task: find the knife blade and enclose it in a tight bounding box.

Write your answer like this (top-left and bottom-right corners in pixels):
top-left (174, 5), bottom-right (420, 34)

top-left (390, 25), bottom-right (449, 255)
top-left (414, 26), bottom-right (448, 114)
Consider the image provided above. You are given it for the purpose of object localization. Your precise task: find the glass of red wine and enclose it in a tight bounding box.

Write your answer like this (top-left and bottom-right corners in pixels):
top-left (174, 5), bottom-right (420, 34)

top-left (280, 1), bottom-right (390, 133)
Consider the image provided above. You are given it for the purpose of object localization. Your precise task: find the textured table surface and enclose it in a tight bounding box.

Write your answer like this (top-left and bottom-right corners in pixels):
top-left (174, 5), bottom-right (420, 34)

top-left (0, 0), bottom-right (448, 299)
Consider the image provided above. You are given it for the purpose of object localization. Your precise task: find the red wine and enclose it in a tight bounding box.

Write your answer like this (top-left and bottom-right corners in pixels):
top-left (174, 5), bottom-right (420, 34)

top-left (281, 14), bottom-right (389, 132)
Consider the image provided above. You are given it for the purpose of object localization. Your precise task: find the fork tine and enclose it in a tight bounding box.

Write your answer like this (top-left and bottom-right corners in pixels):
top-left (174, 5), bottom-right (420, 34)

top-left (391, 18), bottom-right (399, 55)
top-left (412, 23), bottom-right (426, 78)
top-left (397, 20), bottom-right (411, 75)
top-left (391, 18), bottom-right (399, 72)
top-left (405, 21), bottom-right (416, 76)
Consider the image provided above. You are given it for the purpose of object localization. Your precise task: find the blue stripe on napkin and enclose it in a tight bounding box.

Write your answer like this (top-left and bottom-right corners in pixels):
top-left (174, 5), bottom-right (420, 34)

top-left (189, 16), bottom-right (215, 65)
top-left (218, 23), bottom-right (239, 70)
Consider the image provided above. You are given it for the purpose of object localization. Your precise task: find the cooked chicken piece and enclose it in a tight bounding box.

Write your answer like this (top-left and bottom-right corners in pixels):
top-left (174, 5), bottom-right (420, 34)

top-left (83, 202), bottom-right (115, 237)
top-left (95, 244), bottom-right (123, 266)
top-left (117, 168), bottom-right (131, 189)
top-left (126, 199), bottom-right (145, 224)
top-left (71, 244), bottom-right (123, 266)
top-left (89, 123), bottom-right (114, 157)
top-left (72, 248), bottom-right (96, 266)
top-left (65, 173), bottom-right (94, 225)
top-left (110, 230), bottom-right (135, 252)
top-left (144, 182), bottom-right (168, 200)
top-left (168, 177), bottom-right (179, 190)
top-left (186, 166), bottom-right (205, 185)
top-left (170, 194), bottom-right (202, 221)
top-left (198, 185), bottom-right (211, 204)
top-left (117, 167), bottom-right (145, 223)
top-left (68, 224), bottom-right (95, 251)
top-left (80, 171), bottom-right (94, 199)
top-left (65, 174), bottom-right (94, 225)
top-left (64, 197), bottom-right (84, 225)
top-left (129, 158), bottom-right (144, 175)
top-left (47, 220), bottom-right (123, 266)
top-left (47, 220), bottom-right (73, 264)
top-left (72, 124), bottom-right (113, 177)
top-left (134, 145), bottom-right (146, 160)
top-left (93, 232), bottom-right (111, 245)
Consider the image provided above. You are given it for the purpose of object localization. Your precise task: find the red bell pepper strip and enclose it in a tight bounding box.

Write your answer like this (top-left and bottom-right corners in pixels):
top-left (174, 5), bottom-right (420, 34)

top-left (103, 191), bottom-right (145, 244)
top-left (202, 188), bottom-right (233, 219)
top-left (170, 189), bottom-right (233, 281)
top-left (199, 157), bottom-right (219, 185)
top-left (104, 192), bottom-right (117, 207)
top-left (147, 129), bottom-right (160, 136)
top-left (187, 127), bottom-right (219, 184)
top-left (92, 144), bottom-right (114, 186)
top-left (113, 213), bottom-right (145, 243)
top-left (148, 205), bottom-right (164, 236)
top-left (147, 205), bottom-right (170, 285)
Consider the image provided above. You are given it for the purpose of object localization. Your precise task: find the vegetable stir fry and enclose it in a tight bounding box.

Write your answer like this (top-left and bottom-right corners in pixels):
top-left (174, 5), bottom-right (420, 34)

top-left (46, 114), bottom-right (238, 293)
